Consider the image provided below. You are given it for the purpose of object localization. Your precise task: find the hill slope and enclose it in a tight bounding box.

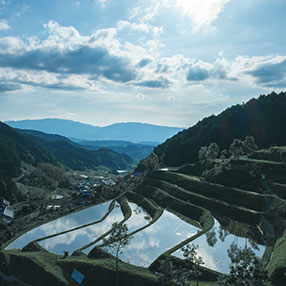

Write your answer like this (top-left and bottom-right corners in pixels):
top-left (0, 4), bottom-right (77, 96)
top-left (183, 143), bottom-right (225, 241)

top-left (5, 119), bottom-right (183, 143)
top-left (154, 91), bottom-right (286, 166)
top-left (0, 122), bottom-right (58, 202)
top-left (17, 129), bottom-right (133, 171)
top-left (75, 139), bottom-right (154, 163)
top-left (0, 122), bottom-right (57, 178)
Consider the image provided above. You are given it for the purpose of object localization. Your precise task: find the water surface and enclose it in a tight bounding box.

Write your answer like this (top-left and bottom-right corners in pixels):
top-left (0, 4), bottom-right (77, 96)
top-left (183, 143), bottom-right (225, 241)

top-left (173, 220), bottom-right (265, 273)
top-left (6, 201), bottom-right (111, 250)
top-left (38, 203), bottom-right (123, 254)
top-left (107, 209), bottom-right (199, 267)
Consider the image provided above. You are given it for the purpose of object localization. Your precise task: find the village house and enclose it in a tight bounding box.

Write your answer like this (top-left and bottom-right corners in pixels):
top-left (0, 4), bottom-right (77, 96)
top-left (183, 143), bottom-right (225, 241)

top-left (0, 199), bottom-right (15, 223)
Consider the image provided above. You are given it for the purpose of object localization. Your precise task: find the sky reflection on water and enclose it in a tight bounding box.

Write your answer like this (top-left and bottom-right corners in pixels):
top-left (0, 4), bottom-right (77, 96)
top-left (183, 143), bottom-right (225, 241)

top-left (38, 203), bottom-right (123, 254)
top-left (173, 220), bottom-right (265, 274)
top-left (6, 201), bottom-right (111, 250)
top-left (7, 200), bottom-right (265, 273)
top-left (110, 209), bottom-right (199, 267)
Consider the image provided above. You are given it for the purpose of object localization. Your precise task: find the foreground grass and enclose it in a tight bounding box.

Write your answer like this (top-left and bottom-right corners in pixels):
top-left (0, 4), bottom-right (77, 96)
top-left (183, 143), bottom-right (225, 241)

top-left (0, 248), bottom-right (159, 286)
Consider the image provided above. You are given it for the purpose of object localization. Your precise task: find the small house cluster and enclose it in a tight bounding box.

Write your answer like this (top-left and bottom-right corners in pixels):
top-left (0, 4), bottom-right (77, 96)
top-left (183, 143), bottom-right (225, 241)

top-left (76, 180), bottom-right (93, 199)
top-left (0, 199), bottom-right (15, 223)
top-left (102, 179), bottom-right (116, 186)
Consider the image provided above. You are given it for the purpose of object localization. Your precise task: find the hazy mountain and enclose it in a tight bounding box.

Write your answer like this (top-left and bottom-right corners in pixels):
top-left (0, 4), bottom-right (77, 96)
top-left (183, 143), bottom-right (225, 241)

top-left (154, 91), bottom-right (286, 166)
top-left (5, 119), bottom-right (183, 143)
top-left (15, 128), bottom-right (74, 144)
top-left (17, 129), bottom-right (133, 171)
top-left (76, 139), bottom-right (154, 163)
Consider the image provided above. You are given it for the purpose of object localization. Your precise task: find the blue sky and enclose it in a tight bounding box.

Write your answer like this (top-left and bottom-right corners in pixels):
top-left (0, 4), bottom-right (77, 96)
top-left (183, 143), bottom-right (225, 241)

top-left (0, 0), bottom-right (285, 127)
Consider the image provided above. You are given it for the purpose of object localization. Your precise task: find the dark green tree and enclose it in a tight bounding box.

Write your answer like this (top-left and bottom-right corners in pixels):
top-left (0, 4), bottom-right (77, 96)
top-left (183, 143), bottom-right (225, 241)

top-left (229, 139), bottom-right (244, 158)
top-left (198, 146), bottom-right (208, 161)
top-left (208, 143), bottom-right (220, 160)
top-left (156, 244), bottom-right (204, 286)
top-left (157, 257), bottom-right (175, 286)
top-left (206, 229), bottom-right (218, 247)
top-left (242, 136), bottom-right (258, 155)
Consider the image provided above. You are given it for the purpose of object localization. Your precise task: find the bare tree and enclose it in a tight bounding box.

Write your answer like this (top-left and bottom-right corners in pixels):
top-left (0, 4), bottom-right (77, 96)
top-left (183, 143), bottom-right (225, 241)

top-left (217, 243), bottom-right (268, 286)
top-left (103, 222), bottom-right (132, 286)
top-left (180, 244), bottom-right (204, 286)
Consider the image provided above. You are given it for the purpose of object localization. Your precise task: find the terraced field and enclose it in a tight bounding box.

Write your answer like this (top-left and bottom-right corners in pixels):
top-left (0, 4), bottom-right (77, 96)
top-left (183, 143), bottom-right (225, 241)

top-left (1, 157), bottom-right (286, 285)
top-left (132, 158), bottom-right (286, 285)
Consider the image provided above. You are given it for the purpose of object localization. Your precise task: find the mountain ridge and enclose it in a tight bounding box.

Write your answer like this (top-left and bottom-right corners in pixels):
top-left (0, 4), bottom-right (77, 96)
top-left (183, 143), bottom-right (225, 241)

top-left (154, 91), bottom-right (286, 166)
top-left (5, 119), bottom-right (183, 143)
top-left (15, 128), bottom-right (133, 171)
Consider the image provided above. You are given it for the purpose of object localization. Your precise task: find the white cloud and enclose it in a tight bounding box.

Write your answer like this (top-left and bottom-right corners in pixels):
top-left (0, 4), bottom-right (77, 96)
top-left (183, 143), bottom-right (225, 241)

top-left (42, 20), bottom-right (84, 49)
top-left (0, 36), bottom-right (24, 53)
top-left (152, 26), bottom-right (164, 36)
top-left (130, 0), bottom-right (163, 23)
top-left (131, 0), bottom-right (229, 31)
top-left (117, 20), bottom-right (163, 38)
top-left (118, 20), bottom-right (151, 33)
top-left (0, 19), bottom-right (9, 30)
top-left (0, 20), bottom-right (284, 96)
top-left (175, 0), bottom-right (230, 31)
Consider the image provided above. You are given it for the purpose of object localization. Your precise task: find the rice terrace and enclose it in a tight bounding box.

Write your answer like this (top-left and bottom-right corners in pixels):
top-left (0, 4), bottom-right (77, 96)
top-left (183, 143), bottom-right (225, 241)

top-left (0, 0), bottom-right (286, 285)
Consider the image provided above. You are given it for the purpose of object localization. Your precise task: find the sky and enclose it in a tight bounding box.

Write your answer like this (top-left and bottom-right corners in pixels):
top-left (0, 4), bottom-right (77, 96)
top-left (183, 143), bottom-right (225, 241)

top-left (0, 0), bottom-right (285, 128)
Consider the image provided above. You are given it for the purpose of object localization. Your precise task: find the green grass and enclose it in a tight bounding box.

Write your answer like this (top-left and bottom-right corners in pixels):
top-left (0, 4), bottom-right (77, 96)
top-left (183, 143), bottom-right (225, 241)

top-left (57, 256), bottom-right (158, 286)
top-left (151, 171), bottom-right (266, 210)
top-left (1, 249), bottom-right (68, 286)
top-left (1, 248), bottom-right (159, 286)
top-left (266, 235), bottom-right (286, 285)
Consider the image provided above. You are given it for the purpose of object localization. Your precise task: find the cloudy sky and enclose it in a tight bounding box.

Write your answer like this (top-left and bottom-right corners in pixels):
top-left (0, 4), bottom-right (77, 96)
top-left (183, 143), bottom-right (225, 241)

top-left (0, 0), bottom-right (285, 127)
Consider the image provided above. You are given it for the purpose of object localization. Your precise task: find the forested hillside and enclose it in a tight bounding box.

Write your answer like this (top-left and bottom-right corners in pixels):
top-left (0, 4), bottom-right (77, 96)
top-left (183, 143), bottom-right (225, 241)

top-left (76, 140), bottom-right (154, 163)
top-left (0, 122), bottom-right (58, 202)
top-left (0, 122), bottom-right (57, 178)
top-left (17, 129), bottom-right (133, 171)
top-left (154, 92), bottom-right (286, 166)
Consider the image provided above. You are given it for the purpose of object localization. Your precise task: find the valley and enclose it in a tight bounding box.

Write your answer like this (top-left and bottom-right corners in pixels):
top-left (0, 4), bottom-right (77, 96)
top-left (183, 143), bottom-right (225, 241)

top-left (1, 146), bottom-right (286, 286)
top-left (1, 92), bottom-right (286, 286)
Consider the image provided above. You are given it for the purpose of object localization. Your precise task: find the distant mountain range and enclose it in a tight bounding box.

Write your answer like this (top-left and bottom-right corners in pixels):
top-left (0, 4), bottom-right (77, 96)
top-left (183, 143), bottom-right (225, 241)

top-left (75, 139), bottom-right (155, 163)
top-left (0, 121), bottom-right (133, 175)
top-left (154, 91), bottom-right (286, 166)
top-left (14, 128), bottom-right (133, 171)
top-left (5, 119), bottom-right (183, 143)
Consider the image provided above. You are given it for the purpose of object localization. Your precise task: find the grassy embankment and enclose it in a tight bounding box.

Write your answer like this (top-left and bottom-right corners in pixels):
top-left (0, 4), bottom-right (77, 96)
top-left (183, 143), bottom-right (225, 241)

top-left (266, 233), bottom-right (286, 285)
